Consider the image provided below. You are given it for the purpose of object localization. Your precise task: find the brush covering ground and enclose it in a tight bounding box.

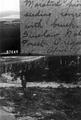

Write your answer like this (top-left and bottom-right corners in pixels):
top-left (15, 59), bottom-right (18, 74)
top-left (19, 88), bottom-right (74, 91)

top-left (0, 86), bottom-right (81, 120)
top-left (0, 56), bottom-right (81, 120)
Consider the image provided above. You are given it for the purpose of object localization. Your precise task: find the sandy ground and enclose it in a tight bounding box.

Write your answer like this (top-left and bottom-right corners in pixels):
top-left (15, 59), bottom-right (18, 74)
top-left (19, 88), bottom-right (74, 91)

top-left (0, 107), bottom-right (15, 120)
top-left (0, 82), bottom-right (81, 88)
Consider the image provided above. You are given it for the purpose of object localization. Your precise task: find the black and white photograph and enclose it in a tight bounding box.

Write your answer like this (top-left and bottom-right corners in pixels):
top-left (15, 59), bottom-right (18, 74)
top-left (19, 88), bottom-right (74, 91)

top-left (0, 0), bottom-right (81, 120)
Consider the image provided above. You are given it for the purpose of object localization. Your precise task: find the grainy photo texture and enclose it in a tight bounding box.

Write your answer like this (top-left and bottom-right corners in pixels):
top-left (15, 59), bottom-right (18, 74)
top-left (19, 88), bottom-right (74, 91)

top-left (0, 0), bottom-right (81, 120)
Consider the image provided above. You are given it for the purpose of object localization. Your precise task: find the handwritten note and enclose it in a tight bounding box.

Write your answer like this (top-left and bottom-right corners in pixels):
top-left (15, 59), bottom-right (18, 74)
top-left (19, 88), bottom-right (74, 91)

top-left (20, 0), bottom-right (81, 55)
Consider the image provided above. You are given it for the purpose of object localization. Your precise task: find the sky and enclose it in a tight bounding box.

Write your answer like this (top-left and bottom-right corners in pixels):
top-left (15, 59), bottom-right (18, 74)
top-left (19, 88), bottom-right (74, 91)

top-left (0, 0), bottom-right (20, 19)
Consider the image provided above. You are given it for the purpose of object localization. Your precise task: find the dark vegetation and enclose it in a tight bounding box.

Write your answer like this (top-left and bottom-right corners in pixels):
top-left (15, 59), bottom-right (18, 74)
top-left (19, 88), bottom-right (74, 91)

top-left (0, 56), bottom-right (81, 93)
top-left (0, 20), bottom-right (20, 53)
top-left (0, 87), bottom-right (81, 120)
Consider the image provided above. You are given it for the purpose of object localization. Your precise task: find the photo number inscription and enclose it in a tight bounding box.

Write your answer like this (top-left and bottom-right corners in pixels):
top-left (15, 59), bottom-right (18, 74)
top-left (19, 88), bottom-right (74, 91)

top-left (20, 0), bottom-right (81, 55)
